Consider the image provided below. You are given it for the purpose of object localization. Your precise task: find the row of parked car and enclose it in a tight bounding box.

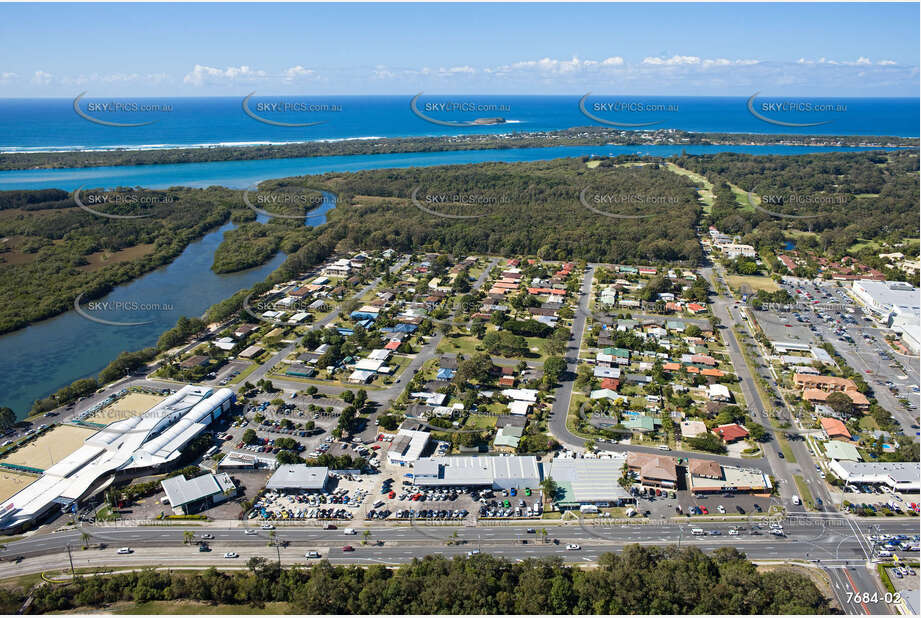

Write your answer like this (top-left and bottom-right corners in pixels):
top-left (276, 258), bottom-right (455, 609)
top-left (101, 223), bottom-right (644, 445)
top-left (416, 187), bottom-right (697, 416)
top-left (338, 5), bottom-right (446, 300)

top-left (394, 508), bottom-right (469, 520)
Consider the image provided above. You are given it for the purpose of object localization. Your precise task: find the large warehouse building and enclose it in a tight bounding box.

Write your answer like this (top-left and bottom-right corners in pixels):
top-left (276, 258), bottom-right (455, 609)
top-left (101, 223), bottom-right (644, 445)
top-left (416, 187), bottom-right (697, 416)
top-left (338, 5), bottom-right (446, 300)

top-left (412, 456), bottom-right (540, 490)
top-left (0, 385), bottom-right (234, 532)
top-left (545, 457), bottom-right (634, 509)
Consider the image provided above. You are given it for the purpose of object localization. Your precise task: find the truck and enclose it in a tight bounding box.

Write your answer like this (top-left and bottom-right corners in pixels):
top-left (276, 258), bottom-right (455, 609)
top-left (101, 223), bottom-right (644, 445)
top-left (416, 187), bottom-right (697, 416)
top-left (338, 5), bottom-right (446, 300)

top-left (792, 495), bottom-right (801, 505)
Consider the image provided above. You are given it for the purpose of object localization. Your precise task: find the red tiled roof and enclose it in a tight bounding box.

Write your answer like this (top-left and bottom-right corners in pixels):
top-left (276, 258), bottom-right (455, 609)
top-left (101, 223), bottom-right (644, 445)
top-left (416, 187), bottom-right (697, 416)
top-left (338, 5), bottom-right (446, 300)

top-left (713, 424), bottom-right (749, 442)
top-left (820, 417), bottom-right (852, 440)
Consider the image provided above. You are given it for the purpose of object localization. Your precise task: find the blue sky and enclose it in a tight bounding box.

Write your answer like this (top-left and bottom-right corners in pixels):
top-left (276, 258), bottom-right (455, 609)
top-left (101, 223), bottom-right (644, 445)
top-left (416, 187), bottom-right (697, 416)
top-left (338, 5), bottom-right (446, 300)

top-left (1, 2), bottom-right (917, 96)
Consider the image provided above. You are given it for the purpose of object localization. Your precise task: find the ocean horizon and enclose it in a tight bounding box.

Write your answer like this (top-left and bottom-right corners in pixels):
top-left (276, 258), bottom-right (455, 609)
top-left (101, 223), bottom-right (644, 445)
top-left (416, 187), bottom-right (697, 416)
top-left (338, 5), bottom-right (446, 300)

top-left (1, 94), bottom-right (917, 153)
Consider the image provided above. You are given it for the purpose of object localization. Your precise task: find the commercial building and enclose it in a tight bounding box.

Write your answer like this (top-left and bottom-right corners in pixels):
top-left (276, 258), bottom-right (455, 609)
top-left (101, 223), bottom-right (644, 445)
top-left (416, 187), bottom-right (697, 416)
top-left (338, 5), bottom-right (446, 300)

top-left (161, 472), bottom-right (236, 515)
top-left (720, 243), bottom-right (757, 259)
top-left (829, 461), bottom-right (921, 492)
top-left (411, 456), bottom-right (540, 490)
top-left (545, 456), bottom-right (633, 509)
top-left (387, 429), bottom-right (431, 466)
top-left (265, 465), bottom-right (330, 491)
top-left (0, 385), bottom-right (235, 532)
top-left (687, 461), bottom-right (772, 494)
top-left (851, 280), bottom-right (920, 326)
top-left (627, 452), bottom-right (678, 488)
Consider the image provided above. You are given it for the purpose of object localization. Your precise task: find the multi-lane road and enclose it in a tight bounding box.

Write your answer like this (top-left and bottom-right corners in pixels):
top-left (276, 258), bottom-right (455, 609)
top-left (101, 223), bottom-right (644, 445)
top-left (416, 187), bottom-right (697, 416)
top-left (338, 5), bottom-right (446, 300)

top-left (3, 517), bottom-right (915, 614)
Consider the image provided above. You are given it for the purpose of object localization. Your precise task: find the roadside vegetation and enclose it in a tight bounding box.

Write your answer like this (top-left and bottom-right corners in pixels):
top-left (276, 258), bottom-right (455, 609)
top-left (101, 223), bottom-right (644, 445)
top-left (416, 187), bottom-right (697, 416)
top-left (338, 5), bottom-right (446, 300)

top-left (6, 546), bottom-right (834, 615)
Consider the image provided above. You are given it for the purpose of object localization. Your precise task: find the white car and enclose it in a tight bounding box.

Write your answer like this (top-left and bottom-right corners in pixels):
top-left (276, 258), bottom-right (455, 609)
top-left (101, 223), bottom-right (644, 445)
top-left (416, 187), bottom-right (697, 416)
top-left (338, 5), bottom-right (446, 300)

top-left (566, 544), bottom-right (581, 551)
top-left (466, 549), bottom-right (480, 557)
top-left (244, 529), bottom-right (257, 535)
top-left (728, 529), bottom-right (739, 536)
top-left (117, 547), bottom-right (132, 554)
top-left (305, 551), bottom-right (321, 559)
top-left (224, 552), bottom-right (239, 559)
top-left (261, 523), bottom-right (275, 530)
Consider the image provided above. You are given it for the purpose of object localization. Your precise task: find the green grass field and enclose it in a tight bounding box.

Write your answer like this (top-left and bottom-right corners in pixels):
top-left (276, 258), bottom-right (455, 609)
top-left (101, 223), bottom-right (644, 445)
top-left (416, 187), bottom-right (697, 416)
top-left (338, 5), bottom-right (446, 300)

top-left (725, 275), bottom-right (780, 294)
top-left (464, 415), bottom-right (498, 430)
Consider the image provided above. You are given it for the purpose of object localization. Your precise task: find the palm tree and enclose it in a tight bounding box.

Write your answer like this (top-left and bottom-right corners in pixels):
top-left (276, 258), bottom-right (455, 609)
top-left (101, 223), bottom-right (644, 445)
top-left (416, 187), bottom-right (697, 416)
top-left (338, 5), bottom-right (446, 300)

top-left (80, 531), bottom-right (91, 549)
top-left (183, 531), bottom-right (194, 545)
top-left (362, 530), bottom-right (371, 545)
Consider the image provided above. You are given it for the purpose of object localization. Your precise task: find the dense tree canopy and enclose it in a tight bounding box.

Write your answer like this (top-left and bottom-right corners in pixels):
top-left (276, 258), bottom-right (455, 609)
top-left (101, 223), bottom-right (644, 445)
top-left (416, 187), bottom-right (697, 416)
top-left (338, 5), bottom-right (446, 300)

top-left (21, 546), bottom-right (833, 615)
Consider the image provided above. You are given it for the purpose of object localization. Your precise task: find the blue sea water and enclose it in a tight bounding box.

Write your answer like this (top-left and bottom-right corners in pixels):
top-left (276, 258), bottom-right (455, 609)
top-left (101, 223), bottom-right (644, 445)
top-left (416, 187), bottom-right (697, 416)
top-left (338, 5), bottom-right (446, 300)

top-left (0, 95), bottom-right (917, 153)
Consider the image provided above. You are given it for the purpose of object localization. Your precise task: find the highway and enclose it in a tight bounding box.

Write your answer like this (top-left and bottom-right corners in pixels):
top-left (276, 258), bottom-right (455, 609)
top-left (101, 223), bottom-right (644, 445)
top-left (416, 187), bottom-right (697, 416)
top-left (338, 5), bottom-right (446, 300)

top-left (2, 517), bottom-right (915, 614)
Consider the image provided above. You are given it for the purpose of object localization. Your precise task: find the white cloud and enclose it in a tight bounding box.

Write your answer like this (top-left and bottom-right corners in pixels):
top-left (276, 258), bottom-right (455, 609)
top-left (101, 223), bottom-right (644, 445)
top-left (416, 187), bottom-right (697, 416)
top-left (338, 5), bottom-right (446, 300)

top-left (642, 55), bottom-right (701, 66)
top-left (878, 60), bottom-right (897, 66)
top-left (31, 70), bottom-right (52, 85)
top-left (855, 57), bottom-right (872, 65)
top-left (183, 64), bottom-right (268, 86)
top-left (601, 57), bottom-right (625, 66)
top-left (282, 65), bottom-right (316, 81)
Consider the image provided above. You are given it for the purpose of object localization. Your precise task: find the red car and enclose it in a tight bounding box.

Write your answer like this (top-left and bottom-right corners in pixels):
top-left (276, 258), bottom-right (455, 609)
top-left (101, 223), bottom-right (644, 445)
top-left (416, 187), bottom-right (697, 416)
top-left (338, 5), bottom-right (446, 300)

top-left (388, 491), bottom-right (395, 499)
top-left (701, 507), bottom-right (709, 515)
top-left (342, 545), bottom-right (354, 552)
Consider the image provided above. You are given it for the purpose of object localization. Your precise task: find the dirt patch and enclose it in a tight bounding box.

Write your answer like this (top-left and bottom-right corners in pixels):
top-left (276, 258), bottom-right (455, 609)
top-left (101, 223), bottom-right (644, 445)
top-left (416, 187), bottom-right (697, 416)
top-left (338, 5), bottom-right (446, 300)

top-left (0, 470), bottom-right (39, 502)
top-left (78, 244), bottom-right (156, 272)
top-left (85, 393), bottom-right (166, 425)
top-left (1, 425), bottom-right (98, 470)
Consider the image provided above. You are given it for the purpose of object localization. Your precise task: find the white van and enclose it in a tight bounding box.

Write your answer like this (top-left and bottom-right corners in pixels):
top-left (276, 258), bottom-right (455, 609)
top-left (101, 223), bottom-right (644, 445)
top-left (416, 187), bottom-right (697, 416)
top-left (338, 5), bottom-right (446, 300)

top-left (343, 527), bottom-right (357, 535)
top-left (792, 495), bottom-right (801, 505)
top-left (691, 528), bottom-right (705, 536)
top-left (657, 445), bottom-right (670, 451)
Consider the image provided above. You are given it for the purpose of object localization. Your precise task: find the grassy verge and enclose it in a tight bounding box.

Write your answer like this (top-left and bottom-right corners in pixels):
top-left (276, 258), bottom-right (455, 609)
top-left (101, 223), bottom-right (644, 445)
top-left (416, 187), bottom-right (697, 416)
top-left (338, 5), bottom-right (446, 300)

top-left (793, 475), bottom-right (816, 511)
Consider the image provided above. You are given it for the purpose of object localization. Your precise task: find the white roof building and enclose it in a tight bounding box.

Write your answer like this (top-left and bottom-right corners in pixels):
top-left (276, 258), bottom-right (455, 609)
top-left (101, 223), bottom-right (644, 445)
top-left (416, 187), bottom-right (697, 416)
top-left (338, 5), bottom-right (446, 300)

top-left (507, 401), bottom-right (531, 416)
top-left (707, 383), bottom-right (732, 402)
top-left (0, 385), bottom-right (234, 532)
top-left (387, 429), bottom-right (431, 466)
top-left (829, 461), bottom-right (920, 492)
top-left (412, 456), bottom-right (540, 490)
top-left (266, 465), bottom-right (329, 491)
top-left (501, 389), bottom-right (538, 403)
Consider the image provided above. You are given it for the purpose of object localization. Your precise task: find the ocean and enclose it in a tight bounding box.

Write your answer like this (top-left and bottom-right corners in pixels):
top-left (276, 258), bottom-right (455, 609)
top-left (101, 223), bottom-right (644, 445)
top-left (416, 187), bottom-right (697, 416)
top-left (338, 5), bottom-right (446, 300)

top-left (0, 95), bottom-right (917, 153)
